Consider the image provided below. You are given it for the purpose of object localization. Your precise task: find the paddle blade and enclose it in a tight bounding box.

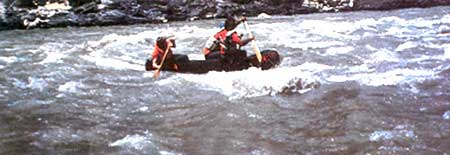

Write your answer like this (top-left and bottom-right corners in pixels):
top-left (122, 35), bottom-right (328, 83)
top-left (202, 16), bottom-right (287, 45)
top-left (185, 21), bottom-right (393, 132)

top-left (252, 42), bottom-right (262, 63)
top-left (153, 69), bottom-right (161, 79)
top-left (255, 48), bottom-right (262, 63)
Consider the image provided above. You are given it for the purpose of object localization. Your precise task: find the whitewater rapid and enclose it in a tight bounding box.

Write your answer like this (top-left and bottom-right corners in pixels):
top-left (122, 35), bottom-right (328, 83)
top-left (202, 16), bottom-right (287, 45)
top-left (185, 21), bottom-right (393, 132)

top-left (67, 11), bottom-right (450, 100)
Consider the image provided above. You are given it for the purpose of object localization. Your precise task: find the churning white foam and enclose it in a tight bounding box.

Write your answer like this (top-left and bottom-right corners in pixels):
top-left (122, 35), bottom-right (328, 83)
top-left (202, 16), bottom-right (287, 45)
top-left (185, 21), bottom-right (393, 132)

top-left (366, 48), bottom-right (399, 64)
top-left (327, 68), bottom-right (435, 87)
top-left (442, 14), bottom-right (450, 24)
top-left (156, 63), bottom-right (332, 99)
top-left (109, 132), bottom-right (154, 150)
top-left (81, 55), bottom-right (143, 71)
top-left (83, 33), bottom-right (149, 70)
top-left (87, 33), bottom-right (150, 48)
top-left (442, 44), bottom-right (450, 59)
top-left (444, 111), bottom-right (450, 120)
top-left (36, 43), bottom-right (70, 64)
top-left (369, 125), bottom-right (416, 142)
top-left (58, 81), bottom-right (84, 93)
top-left (40, 52), bottom-right (65, 64)
top-left (324, 46), bottom-right (354, 55)
top-left (396, 41), bottom-right (418, 52)
top-left (300, 20), bottom-right (357, 39)
top-left (26, 77), bottom-right (48, 91)
top-left (0, 56), bottom-right (18, 63)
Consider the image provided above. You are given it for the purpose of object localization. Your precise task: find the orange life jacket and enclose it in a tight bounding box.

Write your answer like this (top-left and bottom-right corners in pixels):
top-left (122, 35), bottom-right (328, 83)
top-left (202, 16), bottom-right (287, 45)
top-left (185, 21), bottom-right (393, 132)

top-left (151, 43), bottom-right (173, 64)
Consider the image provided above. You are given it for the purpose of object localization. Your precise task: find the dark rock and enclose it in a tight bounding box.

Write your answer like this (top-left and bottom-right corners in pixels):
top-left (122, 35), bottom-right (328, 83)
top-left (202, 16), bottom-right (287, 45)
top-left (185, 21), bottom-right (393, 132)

top-left (13, 0), bottom-right (38, 8)
top-left (23, 12), bottom-right (37, 21)
top-left (45, 11), bottom-right (73, 27)
top-left (231, 0), bottom-right (253, 4)
top-left (69, 0), bottom-right (98, 7)
top-left (0, 18), bottom-right (7, 30)
top-left (96, 10), bottom-right (128, 25)
top-left (72, 1), bottom-right (99, 14)
top-left (4, 7), bottom-right (29, 29)
top-left (118, 0), bottom-right (143, 16)
top-left (1, 0), bottom-right (450, 30)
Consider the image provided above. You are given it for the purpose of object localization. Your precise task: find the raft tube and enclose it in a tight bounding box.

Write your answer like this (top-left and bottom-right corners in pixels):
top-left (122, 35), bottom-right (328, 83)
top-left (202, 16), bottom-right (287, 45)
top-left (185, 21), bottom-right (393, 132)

top-left (145, 50), bottom-right (281, 74)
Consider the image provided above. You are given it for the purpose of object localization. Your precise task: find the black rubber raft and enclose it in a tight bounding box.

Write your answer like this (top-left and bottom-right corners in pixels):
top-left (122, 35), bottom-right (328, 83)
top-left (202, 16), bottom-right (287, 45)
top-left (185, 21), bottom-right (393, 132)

top-left (145, 50), bottom-right (281, 74)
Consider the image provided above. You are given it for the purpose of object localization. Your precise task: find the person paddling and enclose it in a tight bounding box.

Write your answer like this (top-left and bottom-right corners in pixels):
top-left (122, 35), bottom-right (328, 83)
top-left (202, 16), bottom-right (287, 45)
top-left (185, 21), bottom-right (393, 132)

top-left (203, 15), bottom-right (255, 61)
top-left (151, 33), bottom-right (188, 71)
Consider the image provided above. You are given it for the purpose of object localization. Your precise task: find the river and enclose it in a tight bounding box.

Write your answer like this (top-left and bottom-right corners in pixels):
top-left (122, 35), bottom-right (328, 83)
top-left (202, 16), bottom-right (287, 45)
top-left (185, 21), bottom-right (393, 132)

top-left (1, 6), bottom-right (450, 155)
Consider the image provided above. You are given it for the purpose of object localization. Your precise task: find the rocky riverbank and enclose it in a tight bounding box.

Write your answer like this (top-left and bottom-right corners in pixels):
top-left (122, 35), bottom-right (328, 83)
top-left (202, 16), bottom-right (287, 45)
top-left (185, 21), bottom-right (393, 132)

top-left (1, 0), bottom-right (450, 30)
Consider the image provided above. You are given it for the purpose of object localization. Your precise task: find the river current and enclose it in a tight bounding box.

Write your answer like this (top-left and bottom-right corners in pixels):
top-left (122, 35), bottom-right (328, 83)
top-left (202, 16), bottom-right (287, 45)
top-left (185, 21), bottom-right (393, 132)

top-left (1, 6), bottom-right (450, 155)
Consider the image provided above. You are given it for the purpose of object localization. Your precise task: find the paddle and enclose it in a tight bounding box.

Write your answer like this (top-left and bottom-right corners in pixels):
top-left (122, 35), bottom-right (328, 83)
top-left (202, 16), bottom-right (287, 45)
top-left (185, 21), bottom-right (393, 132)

top-left (153, 43), bottom-right (172, 79)
top-left (243, 21), bottom-right (262, 63)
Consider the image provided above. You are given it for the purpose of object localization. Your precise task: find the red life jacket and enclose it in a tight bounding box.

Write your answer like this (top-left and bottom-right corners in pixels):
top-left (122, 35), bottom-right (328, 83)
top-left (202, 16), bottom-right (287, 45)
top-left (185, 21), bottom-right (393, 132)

top-left (204, 29), bottom-right (241, 55)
